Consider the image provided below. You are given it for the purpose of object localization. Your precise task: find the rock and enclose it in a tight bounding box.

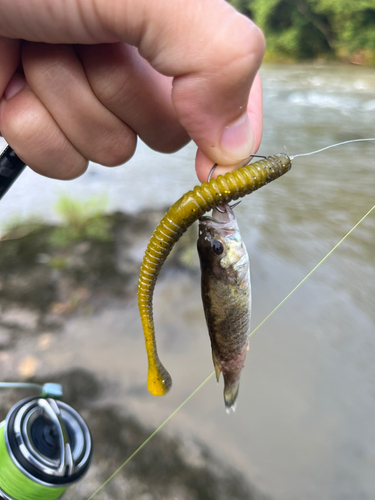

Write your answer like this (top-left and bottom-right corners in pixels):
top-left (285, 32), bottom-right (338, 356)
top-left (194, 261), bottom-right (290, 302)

top-left (1, 307), bottom-right (39, 330)
top-left (0, 327), bottom-right (11, 349)
top-left (37, 333), bottom-right (54, 351)
top-left (18, 355), bottom-right (39, 378)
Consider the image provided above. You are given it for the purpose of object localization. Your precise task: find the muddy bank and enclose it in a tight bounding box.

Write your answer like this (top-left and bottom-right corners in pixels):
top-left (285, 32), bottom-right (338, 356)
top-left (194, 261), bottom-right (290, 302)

top-left (0, 209), bottom-right (269, 500)
top-left (0, 209), bottom-right (197, 315)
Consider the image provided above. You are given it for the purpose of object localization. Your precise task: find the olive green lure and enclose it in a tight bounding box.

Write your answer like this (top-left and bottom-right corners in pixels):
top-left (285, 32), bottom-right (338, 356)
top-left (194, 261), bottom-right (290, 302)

top-left (138, 153), bottom-right (292, 397)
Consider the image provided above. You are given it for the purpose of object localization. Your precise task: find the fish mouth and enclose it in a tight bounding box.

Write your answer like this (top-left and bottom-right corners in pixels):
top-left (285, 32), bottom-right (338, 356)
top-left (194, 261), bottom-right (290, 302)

top-left (199, 203), bottom-right (236, 225)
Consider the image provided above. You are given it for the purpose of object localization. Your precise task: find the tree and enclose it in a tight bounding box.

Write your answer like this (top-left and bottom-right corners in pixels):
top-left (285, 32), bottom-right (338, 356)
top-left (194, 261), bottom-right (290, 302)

top-left (229, 0), bottom-right (375, 63)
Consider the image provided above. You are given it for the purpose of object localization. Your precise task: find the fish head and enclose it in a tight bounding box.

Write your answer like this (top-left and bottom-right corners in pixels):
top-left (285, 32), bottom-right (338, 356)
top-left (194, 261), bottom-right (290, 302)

top-left (197, 205), bottom-right (249, 284)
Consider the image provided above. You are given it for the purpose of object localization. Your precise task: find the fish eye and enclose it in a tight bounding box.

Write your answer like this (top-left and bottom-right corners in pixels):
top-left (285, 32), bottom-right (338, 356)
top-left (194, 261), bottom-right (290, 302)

top-left (211, 240), bottom-right (224, 255)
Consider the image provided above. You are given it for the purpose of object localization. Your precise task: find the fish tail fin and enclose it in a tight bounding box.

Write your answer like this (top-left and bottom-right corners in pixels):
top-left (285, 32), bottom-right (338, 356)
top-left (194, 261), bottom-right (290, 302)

top-left (224, 380), bottom-right (240, 412)
top-left (212, 351), bottom-right (222, 382)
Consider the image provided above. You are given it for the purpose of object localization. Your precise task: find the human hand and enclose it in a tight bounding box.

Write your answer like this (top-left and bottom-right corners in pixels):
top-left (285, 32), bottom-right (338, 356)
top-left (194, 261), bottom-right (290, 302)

top-left (0, 0), bottom-right (264, 182)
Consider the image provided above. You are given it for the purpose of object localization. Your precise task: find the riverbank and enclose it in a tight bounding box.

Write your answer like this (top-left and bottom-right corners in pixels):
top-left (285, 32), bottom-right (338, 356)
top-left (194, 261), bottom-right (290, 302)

top-left (0, 209), bottom-right (270, 499)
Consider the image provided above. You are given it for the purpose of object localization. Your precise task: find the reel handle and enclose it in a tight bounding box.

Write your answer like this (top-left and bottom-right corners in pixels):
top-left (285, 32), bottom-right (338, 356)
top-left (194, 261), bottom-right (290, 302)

top-left (38, 398), bottom-right (74, 477)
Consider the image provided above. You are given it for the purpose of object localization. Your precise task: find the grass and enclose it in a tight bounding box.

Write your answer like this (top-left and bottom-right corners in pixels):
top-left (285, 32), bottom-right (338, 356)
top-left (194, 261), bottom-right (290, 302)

top-left (49, 194), bottom-right (113, 247)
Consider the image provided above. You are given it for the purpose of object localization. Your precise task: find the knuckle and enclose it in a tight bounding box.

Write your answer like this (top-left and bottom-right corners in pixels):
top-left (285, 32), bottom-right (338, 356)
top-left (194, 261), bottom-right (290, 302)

top-left (146, 127), bottom-right (190, 154)
top-left (91, 130), bottom-right (137, 167)
top-left (28, 154), bottom-right (89, 181)
top-left (90, 72), bottom-right (130, 109)
top-left (1, 100), bottom-right (89, 180)
top-left (213, 15), bottom-right (265, 69)
top-left (236, 24), bottom-right (264, 63)
top-left (2, 102), bottom-right (43, 150)
top-left (245, 23), bottom-right (266, 63)
top-left (53, 157), bottom-right (89, 180)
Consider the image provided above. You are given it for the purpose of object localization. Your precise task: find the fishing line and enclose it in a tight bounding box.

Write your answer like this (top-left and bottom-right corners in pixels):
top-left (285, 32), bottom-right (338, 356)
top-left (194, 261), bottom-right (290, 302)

top-left (248, 202), bottom-right (375, 339)
top-left (86, 201), bottom-right (375, 500)
top-left (290, 138), bottom-right (375, 159)
top-left (85, 373), bottom-right (215, 500)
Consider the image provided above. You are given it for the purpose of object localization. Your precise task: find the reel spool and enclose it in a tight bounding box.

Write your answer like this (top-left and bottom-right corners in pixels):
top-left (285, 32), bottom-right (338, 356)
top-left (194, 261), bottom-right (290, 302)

top-left (0, 383), bottom-right (92, 500)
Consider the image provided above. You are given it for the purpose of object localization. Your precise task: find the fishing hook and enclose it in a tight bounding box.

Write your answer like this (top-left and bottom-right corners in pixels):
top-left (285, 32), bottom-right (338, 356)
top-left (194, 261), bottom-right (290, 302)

top-left (207, 154), bottom-right (268, 213)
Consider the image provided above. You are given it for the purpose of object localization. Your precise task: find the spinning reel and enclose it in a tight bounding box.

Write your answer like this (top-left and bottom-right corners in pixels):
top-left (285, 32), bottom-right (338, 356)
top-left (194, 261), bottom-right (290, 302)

top-left (0, 383), bottom-right (92, 500)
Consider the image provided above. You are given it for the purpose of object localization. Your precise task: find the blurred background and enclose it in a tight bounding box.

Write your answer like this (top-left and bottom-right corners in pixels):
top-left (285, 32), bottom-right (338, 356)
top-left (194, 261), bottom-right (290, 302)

top-left (230, 0), bottom-right (375, 65)
top-left (0, 2), bottom-right (374, 499)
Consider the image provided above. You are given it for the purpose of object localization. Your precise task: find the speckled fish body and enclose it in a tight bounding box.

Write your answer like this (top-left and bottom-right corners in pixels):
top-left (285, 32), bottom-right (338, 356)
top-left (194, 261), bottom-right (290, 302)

top-left (197, 205), bottom-right (251, 410)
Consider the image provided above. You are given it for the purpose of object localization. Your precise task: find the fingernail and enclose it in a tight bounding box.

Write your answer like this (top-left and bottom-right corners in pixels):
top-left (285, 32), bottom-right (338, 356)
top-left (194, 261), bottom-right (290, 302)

top-left (4, 73), bottom-right (26, 100)
top-left (220, 113), bottom-right (254, 160)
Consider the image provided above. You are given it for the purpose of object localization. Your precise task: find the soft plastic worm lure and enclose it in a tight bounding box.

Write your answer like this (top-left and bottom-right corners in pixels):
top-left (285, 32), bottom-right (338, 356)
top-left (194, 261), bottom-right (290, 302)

top-left (138, 153), bottom-right (292, 397)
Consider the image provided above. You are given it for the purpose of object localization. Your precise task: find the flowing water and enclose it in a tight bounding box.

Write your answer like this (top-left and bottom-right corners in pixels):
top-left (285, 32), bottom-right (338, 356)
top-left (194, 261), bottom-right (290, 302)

top-left (1, 63), bottom-right (375, 500)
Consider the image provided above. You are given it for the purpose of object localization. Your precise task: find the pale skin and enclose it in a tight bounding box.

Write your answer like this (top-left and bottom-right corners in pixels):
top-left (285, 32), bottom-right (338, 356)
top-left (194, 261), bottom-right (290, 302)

top-left (0, 0), bottom-right (265, 183)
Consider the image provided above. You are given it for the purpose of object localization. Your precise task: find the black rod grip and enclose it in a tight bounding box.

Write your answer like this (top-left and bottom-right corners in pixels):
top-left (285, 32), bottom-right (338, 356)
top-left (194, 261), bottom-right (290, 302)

top-left (0, 145), bottom-right (26, 200)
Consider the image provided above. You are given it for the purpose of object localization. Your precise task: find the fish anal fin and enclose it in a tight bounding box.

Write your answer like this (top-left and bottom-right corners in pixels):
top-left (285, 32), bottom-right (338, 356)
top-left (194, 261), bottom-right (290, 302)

top-left (212, 351), bottom-right (222, 382)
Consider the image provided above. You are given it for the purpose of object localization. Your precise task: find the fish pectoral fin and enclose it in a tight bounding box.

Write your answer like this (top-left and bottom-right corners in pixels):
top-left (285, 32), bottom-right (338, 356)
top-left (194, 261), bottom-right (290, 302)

top-left (212, 351), bottom-right (222, 382)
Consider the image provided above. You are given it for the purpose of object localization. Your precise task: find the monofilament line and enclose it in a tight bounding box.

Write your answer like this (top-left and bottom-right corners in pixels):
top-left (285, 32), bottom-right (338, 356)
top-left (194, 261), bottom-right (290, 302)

top-left (249, 203), bottom-right (375, 338)
top-left (290, 138), bottom-right (375, 159)
top-left (85, 373), bottom-right (215, 500)
top-left (86, 202), bottom-right (375, 500)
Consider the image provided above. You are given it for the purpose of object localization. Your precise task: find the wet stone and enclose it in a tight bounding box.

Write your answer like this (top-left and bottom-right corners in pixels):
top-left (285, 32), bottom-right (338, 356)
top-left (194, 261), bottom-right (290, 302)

top-left (1, 307), bottom-right (39, 330)
top-left (0, 327), bottom-right (11, 349)
top-left (18, 355), bottom-right (39, 378)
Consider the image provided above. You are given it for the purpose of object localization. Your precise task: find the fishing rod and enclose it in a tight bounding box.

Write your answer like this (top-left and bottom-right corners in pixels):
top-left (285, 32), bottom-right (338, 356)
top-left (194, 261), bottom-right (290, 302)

top-left (0, 381), bottom-right (92, 500)
top-left (0, 145), bottom-right (26, 200)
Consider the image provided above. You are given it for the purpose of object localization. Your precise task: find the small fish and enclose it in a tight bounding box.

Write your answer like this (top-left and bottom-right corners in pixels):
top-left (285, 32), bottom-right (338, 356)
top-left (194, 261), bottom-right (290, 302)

top-left (197, 204), bottom-right (251, 411)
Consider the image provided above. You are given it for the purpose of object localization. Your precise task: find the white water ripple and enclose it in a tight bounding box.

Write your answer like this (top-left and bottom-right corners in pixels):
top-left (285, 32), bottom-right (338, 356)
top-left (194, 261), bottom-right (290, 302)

top-left (287, 91), bottom-right (361, 111)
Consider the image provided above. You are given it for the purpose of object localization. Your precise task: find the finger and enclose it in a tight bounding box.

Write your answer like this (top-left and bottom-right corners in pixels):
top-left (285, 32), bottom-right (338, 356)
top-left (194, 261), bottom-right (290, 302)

top-left (77, 43), bottom-right (189, 153)
top-left (0, 0), bottom-right (265, 165)
top-left (0, 37), bottom-right (20, 102)
top-left (0, 74), bottom-right (88, 179)
top-left (195, 72), bottom-right (263, 182)
top-left (22, 42), bottom-right (137, 166)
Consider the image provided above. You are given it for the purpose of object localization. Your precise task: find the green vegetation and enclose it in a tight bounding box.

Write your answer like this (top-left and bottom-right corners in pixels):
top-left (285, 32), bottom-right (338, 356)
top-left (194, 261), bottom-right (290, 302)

top-left (49, 194), bottom-right (113, 247)
top-left (229, 0), bottom-right (375, 64)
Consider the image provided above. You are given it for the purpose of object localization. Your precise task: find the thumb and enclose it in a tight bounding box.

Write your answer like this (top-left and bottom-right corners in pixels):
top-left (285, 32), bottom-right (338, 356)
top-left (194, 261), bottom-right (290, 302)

top-left (171, 13), bottom-right (265, 167)
top-left (195, 71), bottom-right (263, 182)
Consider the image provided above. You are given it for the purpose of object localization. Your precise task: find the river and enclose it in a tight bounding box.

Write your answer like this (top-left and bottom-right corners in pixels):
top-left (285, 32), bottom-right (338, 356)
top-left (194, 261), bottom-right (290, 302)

top-left (1, 63), bottom-right (375, 500)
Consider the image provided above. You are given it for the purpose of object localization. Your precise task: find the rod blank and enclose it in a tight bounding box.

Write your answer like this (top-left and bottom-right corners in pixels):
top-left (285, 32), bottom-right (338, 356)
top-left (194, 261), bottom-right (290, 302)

top-left (0, 146), bottom-right (26, 200)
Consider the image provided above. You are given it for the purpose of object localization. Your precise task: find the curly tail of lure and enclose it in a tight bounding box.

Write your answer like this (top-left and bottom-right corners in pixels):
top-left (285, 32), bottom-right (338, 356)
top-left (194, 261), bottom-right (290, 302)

top-left (0, 382), bottom-right (92, 500)
top-left (138, 153), bottom-right (292, 397)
